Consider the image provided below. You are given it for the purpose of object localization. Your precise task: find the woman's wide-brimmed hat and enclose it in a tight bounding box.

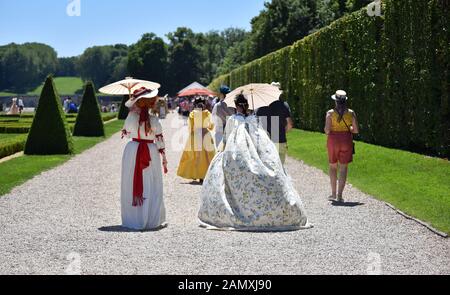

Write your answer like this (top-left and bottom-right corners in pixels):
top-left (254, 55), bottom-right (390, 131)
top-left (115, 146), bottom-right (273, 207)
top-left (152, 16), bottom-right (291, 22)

top-left (125, 87), bottom-right (159, 108)
top-left (331, 90), bottom-right (348, 101)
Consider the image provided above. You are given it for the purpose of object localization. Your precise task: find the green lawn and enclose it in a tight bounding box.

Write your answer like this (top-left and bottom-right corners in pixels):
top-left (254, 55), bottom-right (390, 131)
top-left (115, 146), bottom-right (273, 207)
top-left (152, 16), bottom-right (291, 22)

top-left (0, 120), bottom-right (124, 196)
top-left (287, 129), bottom-right (450, 234)
top-left (0, 134), bottom-right (27, 145)
top-left (0, 77), bottom-right (84, 96)
top-left (0, 91), bottom-right (16, 96)
top-left (28, 77), bottom-right (84, 95)
top-left (0, 113), bottom-right (118, 159)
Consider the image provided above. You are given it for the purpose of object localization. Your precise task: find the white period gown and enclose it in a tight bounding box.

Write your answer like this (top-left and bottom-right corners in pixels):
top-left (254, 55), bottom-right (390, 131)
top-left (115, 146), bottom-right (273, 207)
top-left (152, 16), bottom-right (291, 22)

top-left (198, 114), bottom-right (312, 231)
top-left (7, 98), bottom-right (20, 115)
top-left (121, 111), bottom-right (166, 230)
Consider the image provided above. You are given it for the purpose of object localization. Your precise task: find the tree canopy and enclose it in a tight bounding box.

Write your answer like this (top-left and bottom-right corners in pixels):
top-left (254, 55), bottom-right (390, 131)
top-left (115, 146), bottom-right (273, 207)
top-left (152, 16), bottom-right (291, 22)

top-left (245, 0), bottom-right (374, 60)
top-left (127, 33), bottom-right (168, 93)
top-left (0, 43), bottom-right (58, 92)
top-left (0, 0), bottom-right (374, 95)
top-left (77, 44), bottom-right (128, 88)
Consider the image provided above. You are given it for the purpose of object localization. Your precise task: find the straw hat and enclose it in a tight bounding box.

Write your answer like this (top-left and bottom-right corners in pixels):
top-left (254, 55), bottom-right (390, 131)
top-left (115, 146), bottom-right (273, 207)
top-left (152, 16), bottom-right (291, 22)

top-left (331, 90), bottom-right (348, 101)
top-left (271, 82), bottom-right (282, 89)
top-left (125, 87), bottom-right (159, 108)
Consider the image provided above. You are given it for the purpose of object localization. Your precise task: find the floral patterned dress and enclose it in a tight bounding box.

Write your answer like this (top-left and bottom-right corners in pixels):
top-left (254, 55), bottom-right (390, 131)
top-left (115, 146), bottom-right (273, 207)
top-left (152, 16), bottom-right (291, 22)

top-left (198, 114), bottom-right (312, 231)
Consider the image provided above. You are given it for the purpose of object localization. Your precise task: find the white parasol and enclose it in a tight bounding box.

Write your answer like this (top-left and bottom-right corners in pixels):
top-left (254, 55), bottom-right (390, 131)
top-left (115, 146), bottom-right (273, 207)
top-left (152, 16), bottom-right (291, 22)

top-left (224, 83), bottom-right (282, 110)
top-left (99, 77), bottom-right (161, 96)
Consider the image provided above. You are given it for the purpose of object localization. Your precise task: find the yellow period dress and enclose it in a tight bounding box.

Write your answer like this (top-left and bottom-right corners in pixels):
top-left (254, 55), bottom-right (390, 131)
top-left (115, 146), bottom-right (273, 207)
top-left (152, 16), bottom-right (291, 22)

top-left (177, 109), bottom-right (216, 180)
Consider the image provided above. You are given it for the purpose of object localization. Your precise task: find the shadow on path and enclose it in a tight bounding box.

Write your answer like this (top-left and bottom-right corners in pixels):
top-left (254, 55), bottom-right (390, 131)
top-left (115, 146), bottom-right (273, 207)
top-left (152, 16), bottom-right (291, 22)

top-left (181, 181), bottom-right (203, 186)
top-left (331, 201), bottom-right (365, 207)
top-left (98, 225), bottom-right (168, 233)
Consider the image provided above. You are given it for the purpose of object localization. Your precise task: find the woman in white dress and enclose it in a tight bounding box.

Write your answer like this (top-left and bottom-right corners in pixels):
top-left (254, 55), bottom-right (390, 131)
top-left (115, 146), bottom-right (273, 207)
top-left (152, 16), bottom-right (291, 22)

top-left (198, 94), bottom-right (312, 231)
top-left (121, 87), bottom-right (168, 230)
top-left (7, 98), bottom-right (20, 115)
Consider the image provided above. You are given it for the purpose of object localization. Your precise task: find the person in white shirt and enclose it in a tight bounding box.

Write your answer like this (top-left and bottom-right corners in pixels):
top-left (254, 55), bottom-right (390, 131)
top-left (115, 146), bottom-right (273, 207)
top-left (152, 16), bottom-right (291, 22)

top-left (211, 85), bottom-right (234, 149)
top-left (18, 98), bottom-right (25, 114)
top-left (63, 98), bottom-right (70, 113)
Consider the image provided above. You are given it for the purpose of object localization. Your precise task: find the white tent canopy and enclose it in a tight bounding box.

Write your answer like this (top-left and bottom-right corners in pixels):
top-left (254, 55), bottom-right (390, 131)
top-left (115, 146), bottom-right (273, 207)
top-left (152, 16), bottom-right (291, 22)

top-left (177, 82), bottom-right (206, 94)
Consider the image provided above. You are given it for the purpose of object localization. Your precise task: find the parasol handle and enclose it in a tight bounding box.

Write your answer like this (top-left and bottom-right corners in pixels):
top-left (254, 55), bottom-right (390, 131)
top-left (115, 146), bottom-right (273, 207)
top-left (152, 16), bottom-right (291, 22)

top-left (128, 88), bottom-right (132, 106)
top-left (251, 90), bottom-right (255, 112)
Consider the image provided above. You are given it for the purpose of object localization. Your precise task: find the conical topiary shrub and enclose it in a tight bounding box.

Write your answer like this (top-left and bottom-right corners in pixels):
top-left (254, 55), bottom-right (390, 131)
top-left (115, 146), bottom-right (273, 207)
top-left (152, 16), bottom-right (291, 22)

top-left (117, 95), bottom-right (129, 120)
top-left (73, 81), bottom-right (105, 137)
top-left (24, 76), bottom-right (73, 155)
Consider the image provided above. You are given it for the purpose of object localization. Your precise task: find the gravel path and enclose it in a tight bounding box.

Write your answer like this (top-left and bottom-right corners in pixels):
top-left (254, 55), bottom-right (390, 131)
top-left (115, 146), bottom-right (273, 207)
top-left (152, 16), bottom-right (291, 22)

top-left (0, 113), bottom-right (449, 275)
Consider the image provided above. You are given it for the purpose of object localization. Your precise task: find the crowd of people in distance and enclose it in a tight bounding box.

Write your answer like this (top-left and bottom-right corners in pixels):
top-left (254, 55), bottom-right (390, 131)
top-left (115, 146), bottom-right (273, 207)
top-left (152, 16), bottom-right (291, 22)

top-left (63, 97), bottom-right (78, 113)
top-left (101, 103), bottom-right (118, 113)
top-left (5, 97), bottom-right (25, 115)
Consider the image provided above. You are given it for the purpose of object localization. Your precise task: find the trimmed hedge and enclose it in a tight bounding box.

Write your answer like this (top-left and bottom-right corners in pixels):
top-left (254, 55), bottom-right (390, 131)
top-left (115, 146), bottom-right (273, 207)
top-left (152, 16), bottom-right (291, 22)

top-left (209, 0), bottom-right (449, 158)
top-left (102, 113), bottom-right (117, 122)
top-left (0, 114), bottom-right (114, 121)
top-left (0, 115), bottom-right (114, 135)
top-left (0, 126), bottom-right (30, 134)
top-left (0, 116), bottom-right (117, 159)
top-left (0, 114), bottom-right (36, 119)
top-left (73, 82), bottom-right (105, 137)
top-left (0, 118), bottom-right (20, 123)
top-left (0, 115), bottom-right (21, 118)
top-left (24, 76), bottom-right (74, 155)
top-left (0, 135), bottom-right (27, 159)
top-left (0, 125), bottom-right (77, 134)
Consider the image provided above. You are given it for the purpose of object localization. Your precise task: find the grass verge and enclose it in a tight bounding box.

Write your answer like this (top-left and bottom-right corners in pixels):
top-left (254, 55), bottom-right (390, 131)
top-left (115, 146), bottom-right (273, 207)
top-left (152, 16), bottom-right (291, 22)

top-left (287, 129), bottom-right (450, 235)
top-left (0, 120), bottom-right (124, 196)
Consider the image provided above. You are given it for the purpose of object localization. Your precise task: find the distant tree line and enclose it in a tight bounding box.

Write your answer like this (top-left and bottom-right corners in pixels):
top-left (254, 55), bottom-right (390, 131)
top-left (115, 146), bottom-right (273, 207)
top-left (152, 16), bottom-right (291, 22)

top-left (0, 0), bottom-right (372, 95)
top-left (242, 0), bottom-right (373, 61)
top-left (0, 43), bottom-right (58, 93)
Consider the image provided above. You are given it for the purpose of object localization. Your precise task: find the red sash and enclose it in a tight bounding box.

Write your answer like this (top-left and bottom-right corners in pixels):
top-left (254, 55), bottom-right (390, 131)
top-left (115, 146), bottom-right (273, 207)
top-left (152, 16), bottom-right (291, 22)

top-left (132, 139), bottom-right (154, 207)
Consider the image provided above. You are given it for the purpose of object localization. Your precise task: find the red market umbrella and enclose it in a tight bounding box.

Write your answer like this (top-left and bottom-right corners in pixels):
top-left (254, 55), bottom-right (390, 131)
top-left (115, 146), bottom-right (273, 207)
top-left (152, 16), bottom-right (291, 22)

top-left (178, 88), bottom-right (216, 97)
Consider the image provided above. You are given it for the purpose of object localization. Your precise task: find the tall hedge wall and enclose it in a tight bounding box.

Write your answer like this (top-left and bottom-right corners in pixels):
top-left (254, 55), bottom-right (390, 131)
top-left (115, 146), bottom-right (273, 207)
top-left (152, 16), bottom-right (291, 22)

top-left (209, 0), bottom-right (449, 158)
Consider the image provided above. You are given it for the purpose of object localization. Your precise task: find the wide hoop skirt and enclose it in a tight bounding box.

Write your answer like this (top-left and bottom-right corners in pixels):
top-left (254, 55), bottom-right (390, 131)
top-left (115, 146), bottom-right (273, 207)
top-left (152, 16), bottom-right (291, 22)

top-left (198, 115), bottom-right (312, 231)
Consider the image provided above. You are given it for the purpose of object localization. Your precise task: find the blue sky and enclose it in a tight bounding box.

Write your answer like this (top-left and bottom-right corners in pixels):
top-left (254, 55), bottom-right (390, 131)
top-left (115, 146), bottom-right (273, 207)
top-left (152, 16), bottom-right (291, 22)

top-left (0, 0), bottom-right (267, 57)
